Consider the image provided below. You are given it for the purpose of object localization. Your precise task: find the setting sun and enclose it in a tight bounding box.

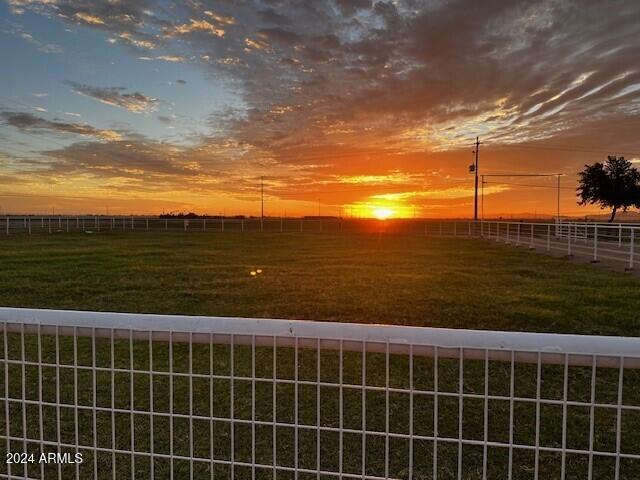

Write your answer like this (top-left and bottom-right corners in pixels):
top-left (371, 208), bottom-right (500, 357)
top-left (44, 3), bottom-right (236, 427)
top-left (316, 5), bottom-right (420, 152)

top-left (373, 207), bottom-right (394, 220)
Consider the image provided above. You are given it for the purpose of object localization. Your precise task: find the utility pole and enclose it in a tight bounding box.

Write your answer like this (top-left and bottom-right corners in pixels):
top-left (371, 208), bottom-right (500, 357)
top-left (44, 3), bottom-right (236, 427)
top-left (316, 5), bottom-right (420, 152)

top-left (261, 176), bottom-right (264, 220)
top-left (556, 174), bottom-right (561, 222)
top-left (481, 175), bottom-right (484, 220)
top-left (472, 136), bottom-right (481, 222)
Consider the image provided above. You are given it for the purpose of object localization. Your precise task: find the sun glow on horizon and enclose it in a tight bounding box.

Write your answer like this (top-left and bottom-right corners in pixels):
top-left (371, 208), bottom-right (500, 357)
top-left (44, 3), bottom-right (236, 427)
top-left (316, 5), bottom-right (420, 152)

top-left (372, 207), bottom-right (394, 220)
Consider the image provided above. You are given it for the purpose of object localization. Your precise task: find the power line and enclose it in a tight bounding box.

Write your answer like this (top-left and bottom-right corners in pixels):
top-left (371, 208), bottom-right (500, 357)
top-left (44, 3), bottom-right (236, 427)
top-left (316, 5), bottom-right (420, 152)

top-left (483, 180), bottom-right (575, 190)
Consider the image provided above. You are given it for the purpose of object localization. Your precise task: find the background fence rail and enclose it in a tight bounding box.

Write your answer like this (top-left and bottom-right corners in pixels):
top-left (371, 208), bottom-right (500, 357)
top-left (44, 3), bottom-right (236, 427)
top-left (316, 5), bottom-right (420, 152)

top-left (480, 221), bottom-right (640, 270)
top-left (0, 308), bottom-right (639, 479)
top-left (3, 215), bottom-right (640, 271)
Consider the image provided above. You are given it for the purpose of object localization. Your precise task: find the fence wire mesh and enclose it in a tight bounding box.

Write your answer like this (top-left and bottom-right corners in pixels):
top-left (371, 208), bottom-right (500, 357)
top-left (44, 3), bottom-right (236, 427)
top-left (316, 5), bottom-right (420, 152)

top-left (0, 310), bottom-right (639, 479)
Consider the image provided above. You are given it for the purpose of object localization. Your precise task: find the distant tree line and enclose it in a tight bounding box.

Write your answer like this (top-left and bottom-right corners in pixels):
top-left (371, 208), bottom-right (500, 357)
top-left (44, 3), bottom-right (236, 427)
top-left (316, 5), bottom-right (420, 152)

top-left (577, 156), bottom-right (640, 222)
top-left (159, 212), bottom-right (247, 219)
top-left (159, 212), bottom-right (341, 219)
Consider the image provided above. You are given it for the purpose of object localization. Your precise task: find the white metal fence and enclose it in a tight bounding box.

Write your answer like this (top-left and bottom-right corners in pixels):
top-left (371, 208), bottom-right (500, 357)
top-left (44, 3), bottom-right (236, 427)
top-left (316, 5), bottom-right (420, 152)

top-left (0, 216), bottom-right (499, 236)
top-left (1, 308), bottom-right (639, 479)
top-left (479, 221), bottom-right (639, 270)
top-left (1, 216), bottom-right (362, 235)
top-left (3, 216), bottom-right (640, 270)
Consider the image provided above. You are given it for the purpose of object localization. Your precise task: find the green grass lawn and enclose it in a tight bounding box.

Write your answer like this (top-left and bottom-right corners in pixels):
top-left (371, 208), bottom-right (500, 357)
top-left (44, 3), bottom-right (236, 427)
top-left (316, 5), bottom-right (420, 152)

top-left (1, 232), bottom-right (639, 479)
top-left (0, 232), bottom-right (639, 335)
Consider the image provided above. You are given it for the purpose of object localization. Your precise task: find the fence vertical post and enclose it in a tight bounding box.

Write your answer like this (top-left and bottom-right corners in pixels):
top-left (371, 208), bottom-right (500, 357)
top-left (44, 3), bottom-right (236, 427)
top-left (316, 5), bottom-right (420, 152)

top-left (49, 218), bottom-right (52, 234)
top-left (131, 216), bottom-right (134, 230)
top-left (300, 219), bottom-right (303, 233)
top-left (593, 225), bottom-right (598, 262)
top-left (629, 229), bottom-right (635, 270)
top-left (547, 224), bottom-right (551, 251)
top-left (165, 219), bottom-right (168, 231)
top-left (319, 220), bottom-right (323, 233)
top-left (5, 216), bottom-right (8, 235)
top-left (97, 216), bottom-right (100, 232)
top-left (241, 219), bottom-right (245, 232)
top-left (619, 224), bottom-right (622, 248)
top-left (470, 221), bottom-right (473, 237)
top-left (261, 218), bottom-right (264, 233)
top-left (203, 219), bottom-right (206, 232)
top-left (28, 217), bottom-right (31, 235)
top-left (506, 224), bottom-right (510, 243)
top-left (567, 223), bottom-right (572, 256)
top-left (66, 218), bottom-right (69, 233)
top-left (516, 223), bottom-right (521, 246)
top-left (222, 218), bottom-right (225, 233)
top-left (82, 218), bottom-right (84, 231)
top-left (184, 220), bottom-right (187, 232)
top-left (454, 222), bottom-right (457, 237)
top-left (529, 224), bottom-right (534, 249)
top-left (439, 222), bottom-right (442, 236)
top-left (280, 217), bottom-right (283, 233)
top-left (59, 216), bottom-right (62, 229)
top-left (424, 222), bottom-right (427, 236)
top-left (146, 218), bottom-right (149, 231)
top-left (76, 217), bottom-right (79, 229)
top-left (41, 217), bottom-right (44, 228)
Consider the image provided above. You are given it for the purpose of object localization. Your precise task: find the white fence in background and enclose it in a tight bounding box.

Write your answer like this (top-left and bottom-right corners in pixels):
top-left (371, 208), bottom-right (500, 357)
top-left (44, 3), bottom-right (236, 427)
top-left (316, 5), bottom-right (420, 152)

top-left (1, 308), bottom-right (640, 479)
top-left (3, 216), bottom-right (640, 270)
top-left (479, 221), bottom-right (639, 270)
top-left (2, 215), bottom-right (407, 235)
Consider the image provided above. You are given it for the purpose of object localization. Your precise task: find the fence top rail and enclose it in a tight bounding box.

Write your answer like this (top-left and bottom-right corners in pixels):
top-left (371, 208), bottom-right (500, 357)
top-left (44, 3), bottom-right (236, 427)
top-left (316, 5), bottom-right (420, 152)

top-left (1, 307), bottom-right (639, 363)
top-left (485, 220), bottom-right (640, 230)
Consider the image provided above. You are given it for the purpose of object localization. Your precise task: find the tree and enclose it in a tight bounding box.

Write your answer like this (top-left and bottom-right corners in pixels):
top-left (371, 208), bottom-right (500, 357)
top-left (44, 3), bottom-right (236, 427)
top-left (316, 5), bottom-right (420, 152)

top-left (577, 156), bottom-right (640, 222)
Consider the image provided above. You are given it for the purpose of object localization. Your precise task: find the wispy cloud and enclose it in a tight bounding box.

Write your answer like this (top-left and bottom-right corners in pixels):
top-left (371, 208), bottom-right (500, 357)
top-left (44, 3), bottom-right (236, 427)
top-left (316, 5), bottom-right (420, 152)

top-left (1, 111), bottom-right (122, 141)
top-left (73, 12), bottom-right (105, 26)
top-left (138, 55), bottom-right (185, 63)
top-left (1, 23), bottom-right (62, 53)
top-left (164, 19), bottom-right (226, 38)
top-left (65, 81), bottom-right (159, 113)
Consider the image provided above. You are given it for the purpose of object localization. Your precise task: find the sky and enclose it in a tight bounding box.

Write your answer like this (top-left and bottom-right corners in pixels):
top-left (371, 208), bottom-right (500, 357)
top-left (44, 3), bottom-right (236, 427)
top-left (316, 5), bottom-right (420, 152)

top-left (0, 0), bottom-right (639, 218)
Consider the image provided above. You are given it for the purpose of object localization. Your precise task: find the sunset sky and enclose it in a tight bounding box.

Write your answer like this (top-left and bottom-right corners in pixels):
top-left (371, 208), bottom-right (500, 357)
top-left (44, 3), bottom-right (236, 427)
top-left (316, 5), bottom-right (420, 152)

top-left (1, 0), bottom-right (639, 218)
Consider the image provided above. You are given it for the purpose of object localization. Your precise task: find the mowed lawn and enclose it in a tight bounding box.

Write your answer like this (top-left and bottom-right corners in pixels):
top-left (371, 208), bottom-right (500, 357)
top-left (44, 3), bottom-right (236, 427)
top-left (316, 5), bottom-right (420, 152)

top-left (0, 232), bottom-right (639, 336)
top-left (2, 232), bottom-right (640, 479)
